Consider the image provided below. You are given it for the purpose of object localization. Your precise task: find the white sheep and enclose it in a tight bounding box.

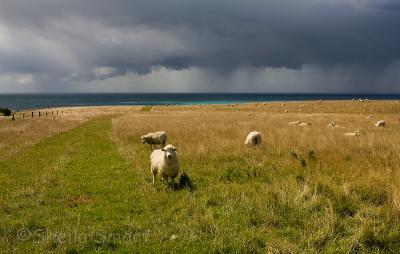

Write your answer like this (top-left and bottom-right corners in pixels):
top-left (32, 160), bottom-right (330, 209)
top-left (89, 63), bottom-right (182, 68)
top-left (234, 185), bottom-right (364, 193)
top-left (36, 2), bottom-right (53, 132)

top-left (375, 120), bottom-right (385, 127)
top-left (328, 121), bottom-right (344, 128)
top-left (345, 130), bottom-right (361, 137)
top-left (298, 122), bottom-right (311, 126)
top-left (141, 131), bottom-right (167, 150)
top-left (150, 144), bottom-right (180, 184)
top-left (245, 131), bottom-right (262, 146)
top-left (289, 121), bottom-right (311, 126)
top-left (289, 120), bottom-right (301, 125)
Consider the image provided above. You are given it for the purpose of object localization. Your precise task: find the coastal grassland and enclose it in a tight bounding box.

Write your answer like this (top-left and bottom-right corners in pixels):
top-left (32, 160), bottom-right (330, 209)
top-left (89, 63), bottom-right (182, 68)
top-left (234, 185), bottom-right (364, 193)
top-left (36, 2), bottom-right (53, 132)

top-left (112, 102), bottom-right (400, 253)
top-left (0, 106), bottom-right (140, 160)
top-left (0, 101), bottom-right (400, 253)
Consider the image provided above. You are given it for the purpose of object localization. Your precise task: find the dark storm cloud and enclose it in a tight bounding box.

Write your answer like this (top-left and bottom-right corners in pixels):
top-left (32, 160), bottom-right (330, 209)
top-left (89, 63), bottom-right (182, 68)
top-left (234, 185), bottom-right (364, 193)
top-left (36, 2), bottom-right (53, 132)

top-left (366, 0), bottom-right (400, 10)
top-left (0, 0), bottom-right (399, 92)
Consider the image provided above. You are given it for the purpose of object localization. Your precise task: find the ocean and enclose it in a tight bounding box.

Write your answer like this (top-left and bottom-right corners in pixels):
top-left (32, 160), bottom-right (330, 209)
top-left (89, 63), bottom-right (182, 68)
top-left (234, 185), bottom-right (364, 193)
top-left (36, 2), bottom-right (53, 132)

top-left (1, 93), bottom-right (400, 110)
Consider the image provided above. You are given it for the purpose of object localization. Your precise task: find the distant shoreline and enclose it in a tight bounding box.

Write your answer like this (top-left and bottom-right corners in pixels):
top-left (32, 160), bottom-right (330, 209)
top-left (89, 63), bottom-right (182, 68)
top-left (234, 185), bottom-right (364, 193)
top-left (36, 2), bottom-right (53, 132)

top-left (1, 93), bottom-right (400, 111)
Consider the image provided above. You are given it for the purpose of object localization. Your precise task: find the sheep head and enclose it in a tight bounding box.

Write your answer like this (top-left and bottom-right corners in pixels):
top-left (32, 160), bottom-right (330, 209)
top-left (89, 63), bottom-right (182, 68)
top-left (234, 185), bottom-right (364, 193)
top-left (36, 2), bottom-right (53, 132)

top-left (161, 144), bottom-right (178, 160)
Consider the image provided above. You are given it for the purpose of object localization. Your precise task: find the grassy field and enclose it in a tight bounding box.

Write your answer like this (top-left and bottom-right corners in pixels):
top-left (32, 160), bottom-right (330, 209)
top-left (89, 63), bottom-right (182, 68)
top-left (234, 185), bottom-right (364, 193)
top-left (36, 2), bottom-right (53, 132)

top-left (1, 100), bottom-right (400, 253)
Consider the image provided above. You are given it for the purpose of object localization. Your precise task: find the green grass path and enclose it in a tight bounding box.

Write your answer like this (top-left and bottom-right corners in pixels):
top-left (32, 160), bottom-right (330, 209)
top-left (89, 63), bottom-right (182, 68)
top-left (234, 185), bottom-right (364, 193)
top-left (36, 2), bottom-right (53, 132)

top-left (0, 117), bottom-right (146, 253)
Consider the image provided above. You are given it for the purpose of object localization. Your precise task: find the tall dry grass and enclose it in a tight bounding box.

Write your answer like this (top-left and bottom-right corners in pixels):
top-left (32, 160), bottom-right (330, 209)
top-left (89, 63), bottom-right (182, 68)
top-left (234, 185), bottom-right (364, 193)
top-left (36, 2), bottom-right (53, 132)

top-left (111, 101), bottom-right (400, 252)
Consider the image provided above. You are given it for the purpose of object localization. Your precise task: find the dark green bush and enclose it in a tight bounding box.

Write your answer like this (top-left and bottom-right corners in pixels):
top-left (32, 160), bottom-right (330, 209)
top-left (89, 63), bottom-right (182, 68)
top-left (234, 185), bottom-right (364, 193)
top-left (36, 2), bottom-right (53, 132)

top-left (0, 107), bottom-right (11, 116)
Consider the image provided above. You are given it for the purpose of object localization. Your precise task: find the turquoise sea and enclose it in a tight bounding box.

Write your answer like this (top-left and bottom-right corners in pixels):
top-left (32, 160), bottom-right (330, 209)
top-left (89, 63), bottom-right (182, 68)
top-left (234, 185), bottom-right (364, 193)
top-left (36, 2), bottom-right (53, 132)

top-left (1, 93), bottom-right (400, 110)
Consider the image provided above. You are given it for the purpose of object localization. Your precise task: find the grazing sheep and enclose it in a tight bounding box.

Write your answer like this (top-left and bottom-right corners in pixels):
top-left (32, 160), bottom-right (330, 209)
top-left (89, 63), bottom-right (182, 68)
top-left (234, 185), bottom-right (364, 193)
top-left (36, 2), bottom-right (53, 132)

top-left (375, 120), bottom-right (385, 127)
top-left (289, 120), bottom-right (301, 125)
top-left (150, 144), bottom-right (180, 184)
top-left (141, 131), bottom-right (167, 150)
top-left (245, 131), bottom-right (262, 146)
top-left (345, 130), bottom-right (361, 137)
top-left (289, 121), bottom-right (311, 126)
top-left (328, 121), bottom-right (344, 128)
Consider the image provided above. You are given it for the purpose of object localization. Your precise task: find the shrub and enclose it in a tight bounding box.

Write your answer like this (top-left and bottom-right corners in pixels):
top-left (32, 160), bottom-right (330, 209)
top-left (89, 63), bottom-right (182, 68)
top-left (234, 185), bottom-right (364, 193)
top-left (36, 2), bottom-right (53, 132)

top-left (0, 107), bottom-right (11, 116)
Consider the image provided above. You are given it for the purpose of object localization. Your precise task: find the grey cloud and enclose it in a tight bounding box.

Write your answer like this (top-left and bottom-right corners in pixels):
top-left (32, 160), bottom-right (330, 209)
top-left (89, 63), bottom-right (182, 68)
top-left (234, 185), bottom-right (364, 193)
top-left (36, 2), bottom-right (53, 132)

top-left (365, 0), bottom-right (400, 11)
top-left (0, 0), bottom-right (399, 92)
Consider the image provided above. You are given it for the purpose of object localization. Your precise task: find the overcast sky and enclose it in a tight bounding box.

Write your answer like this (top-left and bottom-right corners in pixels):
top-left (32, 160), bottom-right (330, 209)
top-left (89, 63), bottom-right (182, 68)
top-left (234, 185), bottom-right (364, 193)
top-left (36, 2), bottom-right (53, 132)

top-left (0, 0), bottom-right (399, 93)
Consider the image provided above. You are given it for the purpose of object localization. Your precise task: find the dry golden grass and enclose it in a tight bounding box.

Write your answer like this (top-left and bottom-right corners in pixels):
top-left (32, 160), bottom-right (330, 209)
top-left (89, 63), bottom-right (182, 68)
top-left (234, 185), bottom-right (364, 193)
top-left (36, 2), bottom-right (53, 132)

top-left (110, 101), bottom-right (400, 252)
top-left (113, 101), bottom-right (400, 181)
top-left (156, 99), bottom-right (400, 114)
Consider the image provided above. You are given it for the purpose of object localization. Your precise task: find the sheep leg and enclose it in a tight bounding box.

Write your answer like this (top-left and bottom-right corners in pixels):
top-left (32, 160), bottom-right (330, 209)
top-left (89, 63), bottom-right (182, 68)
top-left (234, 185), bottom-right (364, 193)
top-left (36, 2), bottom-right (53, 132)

top-left (152, 171), bottom-right (157, 184)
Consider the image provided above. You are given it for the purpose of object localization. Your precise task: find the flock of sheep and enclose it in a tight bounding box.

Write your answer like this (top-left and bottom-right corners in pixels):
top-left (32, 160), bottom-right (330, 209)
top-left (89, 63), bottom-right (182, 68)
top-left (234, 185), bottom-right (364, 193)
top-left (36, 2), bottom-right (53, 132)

top-left (140, 131), bottom-right (179, 184)
top-left (140, 119), bottom-right (386, 184)
top-left (339, 119), bottom-right (385, 136)
top-left (289, 119), bottom-right (385, 137)
top-left (139, 130), bottom-right (263, 184)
